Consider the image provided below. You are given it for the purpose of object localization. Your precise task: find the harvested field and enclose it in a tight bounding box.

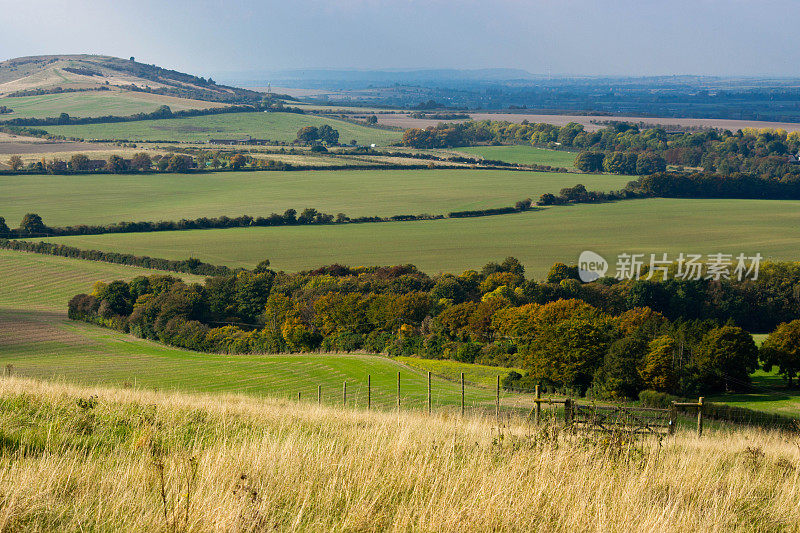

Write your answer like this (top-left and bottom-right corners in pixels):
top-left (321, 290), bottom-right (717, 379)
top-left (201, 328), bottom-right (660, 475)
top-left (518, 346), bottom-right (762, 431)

top-left (0, 133), bottom-right (107, 155)
top-left (374, 112), bottom-right (800, 132)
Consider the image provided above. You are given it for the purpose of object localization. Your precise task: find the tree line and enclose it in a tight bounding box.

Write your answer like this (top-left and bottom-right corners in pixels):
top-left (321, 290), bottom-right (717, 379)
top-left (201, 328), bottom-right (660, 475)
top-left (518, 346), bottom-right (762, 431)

top-left (536, 171), bottom-right (800, 207)
top-left (0, 238), bottom-right (232, 276)
top-left (0, 208), bottom-right (453, 239)
top-left (67, 256), bottom-right (800, 401)
top-left (6, 86), bottom-right (111, 98)
top-left (402, 119), bottom-right (800, 180)
top-left (3, 151), bottom-right (496, 175)
top-left (0, 103), bottom-right (293, 129)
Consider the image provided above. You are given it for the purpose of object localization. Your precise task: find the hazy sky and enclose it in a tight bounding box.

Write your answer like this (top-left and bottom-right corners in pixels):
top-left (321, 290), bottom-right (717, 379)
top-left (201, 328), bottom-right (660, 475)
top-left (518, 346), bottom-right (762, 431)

top-left (0, 0), bottom-right (795, 77)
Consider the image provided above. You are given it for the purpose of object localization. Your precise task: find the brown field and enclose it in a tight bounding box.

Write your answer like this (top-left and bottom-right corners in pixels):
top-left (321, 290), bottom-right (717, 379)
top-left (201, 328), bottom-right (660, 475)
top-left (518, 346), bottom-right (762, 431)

top-left (0, 133), bottom-right (109, 156)
top-left (0, 141), bottom-right (117, 156)
top-left (374, 112), bottom-right (800, 132)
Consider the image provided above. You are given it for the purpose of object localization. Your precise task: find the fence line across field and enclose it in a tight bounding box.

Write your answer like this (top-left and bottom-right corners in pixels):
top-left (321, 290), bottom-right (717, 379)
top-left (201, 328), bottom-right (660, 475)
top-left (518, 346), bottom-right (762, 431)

top-left (290, 372), bottom-right (729, 437)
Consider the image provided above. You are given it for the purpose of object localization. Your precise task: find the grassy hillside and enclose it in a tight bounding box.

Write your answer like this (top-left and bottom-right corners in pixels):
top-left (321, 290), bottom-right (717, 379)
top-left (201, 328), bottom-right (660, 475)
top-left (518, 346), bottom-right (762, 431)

top-left (0, 91), bottom-right (225, 119)
top-left (0, 249), bottom-right (205, 312)
top-left (0, 250), bottom-right (497, 410)
top-left (0, 319), bottom-right (497, 410)
top-left (0, 54), bottom-right (259, 102)
top-left (452, 145), bottom-right (579, 168)
top-left (43, 112), bottom-right (403, 145)
top-left (395, 357), bottom-right (524, 388)
top-left (0, 170), bottom-right (631, 226)
top-left (2, 377), bottom-right (799, 531)
top-left (37, 198), bottom-right (800, 276)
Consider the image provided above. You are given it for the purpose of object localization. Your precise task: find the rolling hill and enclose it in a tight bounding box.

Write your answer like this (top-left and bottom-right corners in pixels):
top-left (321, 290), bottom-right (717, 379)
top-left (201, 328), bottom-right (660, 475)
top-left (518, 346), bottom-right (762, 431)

top-left (0, 54), bottom-right (270, 105)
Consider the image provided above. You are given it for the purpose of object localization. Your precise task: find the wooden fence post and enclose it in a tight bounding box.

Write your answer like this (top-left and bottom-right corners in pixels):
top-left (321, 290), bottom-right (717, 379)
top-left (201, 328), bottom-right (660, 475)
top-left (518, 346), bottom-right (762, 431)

top-left (534, 384), bottom-right (541, 425)
top-left (343, 381), bottom-right (347, 406)
top-left (495, 375), bottom-right (500, 425)
top-left (697, 397), bottom-right (704, 437)
top-left (564, 398), bottom-right (573, 427)
top-left (427, 371), bottom-right (431, 415)
top-left (669, 401), bottom-right (677, 435)
top-left (460, 372), bottom-right (465, 417)
top-left (367, 375), bottom-right (371, 410)
top-left (397, 371), bottom-right (401, 412)
top-left (318, 385), bottom-right (321, 405)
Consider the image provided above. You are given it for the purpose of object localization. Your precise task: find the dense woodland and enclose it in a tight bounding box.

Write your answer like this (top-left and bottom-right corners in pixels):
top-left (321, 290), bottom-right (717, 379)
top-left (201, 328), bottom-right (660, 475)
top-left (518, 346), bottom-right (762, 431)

top-left (69, 257), bottom-right (800, 399)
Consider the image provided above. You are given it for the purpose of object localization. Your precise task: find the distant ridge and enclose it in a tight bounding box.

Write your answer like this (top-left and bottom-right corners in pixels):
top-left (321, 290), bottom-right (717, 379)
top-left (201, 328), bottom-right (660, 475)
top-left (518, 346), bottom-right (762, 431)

top-left (0, 54), bottom-right (263, 103)
top-left (215, 67), bottom-right (537, 87)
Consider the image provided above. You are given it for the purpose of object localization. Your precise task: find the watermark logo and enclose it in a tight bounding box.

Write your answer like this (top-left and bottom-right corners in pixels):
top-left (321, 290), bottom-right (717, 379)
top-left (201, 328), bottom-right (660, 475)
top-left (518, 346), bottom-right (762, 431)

top-left (578, 250), bottom-right (608, 282)
top-left (577, 251), bottom-right (762, 282)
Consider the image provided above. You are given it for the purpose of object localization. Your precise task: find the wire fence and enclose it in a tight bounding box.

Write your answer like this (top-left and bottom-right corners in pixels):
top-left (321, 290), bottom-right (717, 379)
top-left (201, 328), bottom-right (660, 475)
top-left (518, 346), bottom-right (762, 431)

top-left (287, 370), bottom-right (800, 437)
top-left (4, 361), bottom-right (796, 436)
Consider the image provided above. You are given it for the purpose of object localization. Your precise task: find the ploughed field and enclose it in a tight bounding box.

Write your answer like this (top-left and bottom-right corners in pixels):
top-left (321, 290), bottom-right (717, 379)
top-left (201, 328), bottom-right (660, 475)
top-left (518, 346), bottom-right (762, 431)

top-left (41, 111), bottom-right (403, 145)
top-left (35, 198), bottom-right (800, 277)
top-left (0, 169), bottom-right (631, 226)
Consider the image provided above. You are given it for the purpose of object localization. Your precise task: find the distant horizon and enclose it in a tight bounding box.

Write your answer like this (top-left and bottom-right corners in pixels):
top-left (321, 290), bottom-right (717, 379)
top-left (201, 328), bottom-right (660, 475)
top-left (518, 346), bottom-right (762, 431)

top-left (10, 54), bottom-right (800, 83)
top-left (2, 1), bottom-right (800, 79)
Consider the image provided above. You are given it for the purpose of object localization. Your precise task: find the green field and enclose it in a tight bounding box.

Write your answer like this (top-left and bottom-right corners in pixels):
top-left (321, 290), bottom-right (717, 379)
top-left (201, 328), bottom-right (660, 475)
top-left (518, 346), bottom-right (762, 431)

top-left (0, 90), bottom-right (222, 119)
top-left (0, 250), bottom-right (501, 410)
top-left (708, 368), bottom-right (800, 418)
top-left (1, 249), bottom-right (797, 417)
top-left (0, 170), bottom-right (631, 226)
top-left (395, 357), bottom-right (523, 388)
top-left (36, 198), bottom-right (800, 277)
top-left (452, 145), bottom-right (579, 168)
top-left (42, 112), bottom-right (403, 145)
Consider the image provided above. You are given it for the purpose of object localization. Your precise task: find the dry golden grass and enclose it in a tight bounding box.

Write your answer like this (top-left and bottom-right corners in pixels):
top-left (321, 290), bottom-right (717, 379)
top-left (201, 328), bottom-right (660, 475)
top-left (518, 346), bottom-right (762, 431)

top-left (1, 376), bottom-right (799, 532)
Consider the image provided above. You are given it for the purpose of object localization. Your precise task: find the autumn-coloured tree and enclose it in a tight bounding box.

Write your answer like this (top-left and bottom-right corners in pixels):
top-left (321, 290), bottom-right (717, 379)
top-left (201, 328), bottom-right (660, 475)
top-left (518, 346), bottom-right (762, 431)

top-left (639, 335), bottom-right (678, 393)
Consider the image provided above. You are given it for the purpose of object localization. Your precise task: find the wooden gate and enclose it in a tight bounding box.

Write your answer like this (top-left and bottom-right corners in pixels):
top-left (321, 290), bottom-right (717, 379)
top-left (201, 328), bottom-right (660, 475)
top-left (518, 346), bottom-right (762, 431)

top-left (568, 402), bottom-right (673, 438)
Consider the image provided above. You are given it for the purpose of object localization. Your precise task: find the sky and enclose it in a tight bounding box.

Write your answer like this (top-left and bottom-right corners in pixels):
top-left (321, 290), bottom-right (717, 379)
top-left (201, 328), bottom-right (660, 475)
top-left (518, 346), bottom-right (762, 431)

top-left (0, 0), bottom-right (796, 78)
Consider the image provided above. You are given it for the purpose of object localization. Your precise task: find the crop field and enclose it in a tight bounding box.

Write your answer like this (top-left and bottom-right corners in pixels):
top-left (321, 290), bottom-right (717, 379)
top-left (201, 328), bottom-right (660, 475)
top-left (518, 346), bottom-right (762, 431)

top-left (0, 169), bottom-right (630, 226)
top-left (42, 111), bottom-right (403, 145)
top-left (0, 318), bottom-right (500, 411)
top-left (36, 198), bottom-right (800, 277)
top-left (1, 239), bottom-right (796, 417)
top-left (451, 145), bottom-right (579, 168)
top-left (0, 90), bottom-right (225, 119)
top-left (0, 250), bottom-right (500, 410)
top-left (395, 357), bottom-right (523, 388)
top-left (0, 249), bottom-right (205, 312)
